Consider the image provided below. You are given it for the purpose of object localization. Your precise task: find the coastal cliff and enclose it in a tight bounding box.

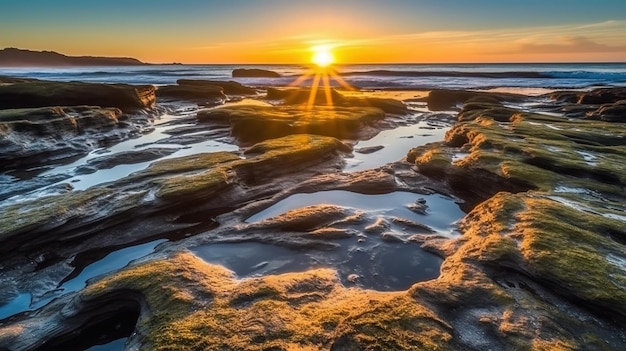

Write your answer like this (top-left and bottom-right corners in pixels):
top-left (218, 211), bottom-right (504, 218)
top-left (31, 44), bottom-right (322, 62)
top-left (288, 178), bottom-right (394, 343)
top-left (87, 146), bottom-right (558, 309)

top-left (0, 48), bottom-right (145, 67)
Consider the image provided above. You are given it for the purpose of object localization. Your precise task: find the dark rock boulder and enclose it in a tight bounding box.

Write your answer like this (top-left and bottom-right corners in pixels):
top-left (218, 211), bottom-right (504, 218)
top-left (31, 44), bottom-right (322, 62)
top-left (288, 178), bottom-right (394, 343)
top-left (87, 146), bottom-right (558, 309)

top-left (577, 87), bottom-right (626, 105)
top-left (156, 84), bottom-right (225, 105)
top-left (0, 106), bottom-right (121, 137)
top-left (0, 106), bottom-right (153, 171)
top-left (426, 89), bottom-right (526, 111)
top-left (586, 100), bottom-right (626, 122)
top-left (232, 68), bottom-right (281, 78)
top-left (177, 79), bottom-right (258, 95)
top-left (0, 81), bottom-right (155, 112)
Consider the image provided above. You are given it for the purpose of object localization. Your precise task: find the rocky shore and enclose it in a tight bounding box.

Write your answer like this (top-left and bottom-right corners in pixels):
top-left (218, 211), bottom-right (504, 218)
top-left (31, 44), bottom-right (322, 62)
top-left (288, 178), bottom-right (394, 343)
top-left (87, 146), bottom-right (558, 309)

top-left (0, 75), bottom-right (624, 350)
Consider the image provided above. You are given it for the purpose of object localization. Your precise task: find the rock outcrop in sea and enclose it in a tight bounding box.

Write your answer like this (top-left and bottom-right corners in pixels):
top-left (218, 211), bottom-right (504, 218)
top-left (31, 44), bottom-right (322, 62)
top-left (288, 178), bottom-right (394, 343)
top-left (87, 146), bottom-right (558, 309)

top-left (0, 76), bottom-right (624, 350)
top-left (232, 68), bottom-right (282, 78)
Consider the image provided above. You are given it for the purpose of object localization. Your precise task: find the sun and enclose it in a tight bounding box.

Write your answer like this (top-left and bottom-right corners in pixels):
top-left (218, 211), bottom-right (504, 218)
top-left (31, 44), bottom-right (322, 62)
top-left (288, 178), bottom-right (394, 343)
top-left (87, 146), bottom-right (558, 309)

top-left (311, 45), bottom-right (335, 67)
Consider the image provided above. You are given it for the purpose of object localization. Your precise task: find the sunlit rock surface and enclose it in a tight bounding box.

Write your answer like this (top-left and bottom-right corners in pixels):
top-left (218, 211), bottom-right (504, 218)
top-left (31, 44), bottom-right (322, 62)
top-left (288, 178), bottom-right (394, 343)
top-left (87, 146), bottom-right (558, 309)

top-left (198, 104), bottom-right (385, 143)
top-left (266, 87), bottom-right (408, 114)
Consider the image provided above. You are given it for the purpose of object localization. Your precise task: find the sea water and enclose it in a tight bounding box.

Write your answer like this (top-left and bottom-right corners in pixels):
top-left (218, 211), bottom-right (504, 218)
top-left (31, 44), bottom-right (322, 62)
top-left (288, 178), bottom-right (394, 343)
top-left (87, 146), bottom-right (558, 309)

top-left (2, 62), bottom-right (625, 90)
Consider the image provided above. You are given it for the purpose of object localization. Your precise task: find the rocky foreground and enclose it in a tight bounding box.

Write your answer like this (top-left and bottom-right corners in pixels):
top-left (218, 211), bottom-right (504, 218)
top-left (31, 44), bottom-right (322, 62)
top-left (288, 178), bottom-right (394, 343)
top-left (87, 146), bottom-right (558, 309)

top-left (0, 76), bottom-right (624, 350)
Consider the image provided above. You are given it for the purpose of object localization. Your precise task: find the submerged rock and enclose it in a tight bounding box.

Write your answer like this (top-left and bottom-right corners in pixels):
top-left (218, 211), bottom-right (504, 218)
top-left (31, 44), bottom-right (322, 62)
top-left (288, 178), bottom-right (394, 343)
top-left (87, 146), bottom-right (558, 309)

top-left (0, 81), bottom-right (155, 111)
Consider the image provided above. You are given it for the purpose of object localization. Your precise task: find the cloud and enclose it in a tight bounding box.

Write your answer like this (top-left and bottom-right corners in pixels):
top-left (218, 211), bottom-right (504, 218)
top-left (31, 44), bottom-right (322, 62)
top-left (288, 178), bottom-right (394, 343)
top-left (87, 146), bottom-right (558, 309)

top-left (519, 36), bottom-right (626, 54)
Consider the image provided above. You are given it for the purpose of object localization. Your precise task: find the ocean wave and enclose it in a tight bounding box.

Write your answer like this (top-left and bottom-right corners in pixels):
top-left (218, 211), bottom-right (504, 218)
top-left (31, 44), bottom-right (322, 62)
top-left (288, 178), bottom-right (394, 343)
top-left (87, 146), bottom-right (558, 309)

top-left (338, 70), bottom-right (550, 79)
top-left (544, 71), bottom-right (626, 81)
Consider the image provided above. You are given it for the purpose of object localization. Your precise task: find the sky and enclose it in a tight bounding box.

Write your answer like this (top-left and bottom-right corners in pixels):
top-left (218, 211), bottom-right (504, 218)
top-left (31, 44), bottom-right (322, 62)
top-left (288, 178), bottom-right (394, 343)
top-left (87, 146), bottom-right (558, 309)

top-left (1, 0), bottom-right (626, 64)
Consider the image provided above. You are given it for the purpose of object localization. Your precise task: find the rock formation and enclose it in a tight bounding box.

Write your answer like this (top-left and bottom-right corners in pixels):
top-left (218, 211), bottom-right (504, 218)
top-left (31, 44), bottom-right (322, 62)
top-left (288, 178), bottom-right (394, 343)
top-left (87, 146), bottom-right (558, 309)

top-left (232, 68), bottom-right (281, 78)
top-left (0, 83), bottom-right (625, 351)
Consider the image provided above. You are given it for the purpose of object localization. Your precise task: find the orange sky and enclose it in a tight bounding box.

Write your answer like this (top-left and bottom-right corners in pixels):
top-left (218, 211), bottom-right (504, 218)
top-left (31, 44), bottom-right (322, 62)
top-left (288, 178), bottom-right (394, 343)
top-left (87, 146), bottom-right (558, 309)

top-left (1, 1), bottom-right (626, 64)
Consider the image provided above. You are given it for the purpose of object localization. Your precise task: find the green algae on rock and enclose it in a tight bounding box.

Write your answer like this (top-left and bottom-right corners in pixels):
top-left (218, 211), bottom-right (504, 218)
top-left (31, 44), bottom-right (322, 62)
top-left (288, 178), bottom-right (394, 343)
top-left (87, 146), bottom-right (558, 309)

top-left (404, 96), bottom-right (626, 349)
top-left (80, 252), bottom-right (453, 351)
top-left (0, 135), bottom-right (350, 252)
top-left (408, 100), bottom-right (626, 209)
top-left (198, 105), bottom-right (385, 143)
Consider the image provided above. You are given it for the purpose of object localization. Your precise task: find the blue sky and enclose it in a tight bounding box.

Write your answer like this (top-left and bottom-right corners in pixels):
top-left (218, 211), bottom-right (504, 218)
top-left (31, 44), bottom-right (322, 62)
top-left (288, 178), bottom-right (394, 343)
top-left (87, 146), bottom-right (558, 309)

top-left (2, 0), bottom-right (625, 63)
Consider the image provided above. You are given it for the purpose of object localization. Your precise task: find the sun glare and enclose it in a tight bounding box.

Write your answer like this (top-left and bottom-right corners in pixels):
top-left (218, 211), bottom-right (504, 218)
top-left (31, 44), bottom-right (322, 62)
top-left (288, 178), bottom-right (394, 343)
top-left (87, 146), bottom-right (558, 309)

top-left (289, 43), bottom-right (353, 110)
top-left (311, 45), bottom-right (335, 67)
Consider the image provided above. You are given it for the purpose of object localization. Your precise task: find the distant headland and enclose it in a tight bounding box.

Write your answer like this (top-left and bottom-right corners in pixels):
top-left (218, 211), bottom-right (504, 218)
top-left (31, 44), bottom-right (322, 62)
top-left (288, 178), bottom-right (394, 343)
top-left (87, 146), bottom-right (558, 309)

top-left (0, 48), bottom-right (146, 67)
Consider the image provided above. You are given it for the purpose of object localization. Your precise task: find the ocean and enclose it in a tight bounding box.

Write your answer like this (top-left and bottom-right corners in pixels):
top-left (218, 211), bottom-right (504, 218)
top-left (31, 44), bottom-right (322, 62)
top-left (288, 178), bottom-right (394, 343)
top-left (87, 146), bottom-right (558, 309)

top-left (1, 63), bottom-right (626, 91)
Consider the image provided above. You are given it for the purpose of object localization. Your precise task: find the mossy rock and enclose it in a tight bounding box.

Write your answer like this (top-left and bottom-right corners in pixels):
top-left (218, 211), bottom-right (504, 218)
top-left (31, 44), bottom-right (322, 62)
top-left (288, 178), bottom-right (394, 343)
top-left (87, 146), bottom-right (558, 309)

top-left (81, 252), bottom-right (453, 351)
top-left (0, 188), bottom-right (113, 245)
top-left (198, 105), bottom-right (385, 143)
top-left (0, 135), bottom-right (348, 249)
top-left (457, 192), bottom-right (626, 322)
top-left (409, 102), bottom-right (626, 207)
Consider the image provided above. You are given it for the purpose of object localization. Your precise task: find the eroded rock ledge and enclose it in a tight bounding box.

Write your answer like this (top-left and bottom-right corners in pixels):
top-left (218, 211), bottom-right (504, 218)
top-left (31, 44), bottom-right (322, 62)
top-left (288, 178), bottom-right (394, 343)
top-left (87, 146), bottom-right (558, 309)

top-left (1, 88), bottom-right (625, 350)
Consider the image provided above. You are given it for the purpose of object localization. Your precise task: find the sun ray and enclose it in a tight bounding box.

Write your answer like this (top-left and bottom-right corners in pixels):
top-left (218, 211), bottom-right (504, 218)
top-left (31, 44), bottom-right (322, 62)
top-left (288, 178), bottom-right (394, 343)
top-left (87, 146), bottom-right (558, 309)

top-left (307, 71), bottom-right (322, 109)
top-left (322, 70), bottom-right (333, 106)
top-left (288, 69), bottom-right (314, 87)
top-left (287, 43), bottom-right (358, 111)
top-left (327, 67), bottom-right (357, 91)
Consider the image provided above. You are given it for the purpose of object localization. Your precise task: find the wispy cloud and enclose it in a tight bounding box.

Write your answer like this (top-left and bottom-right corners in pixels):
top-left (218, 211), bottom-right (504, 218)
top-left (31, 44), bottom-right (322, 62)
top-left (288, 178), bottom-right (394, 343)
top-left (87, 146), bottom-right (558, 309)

top-left (518, 36), bottom-right (626, 54)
